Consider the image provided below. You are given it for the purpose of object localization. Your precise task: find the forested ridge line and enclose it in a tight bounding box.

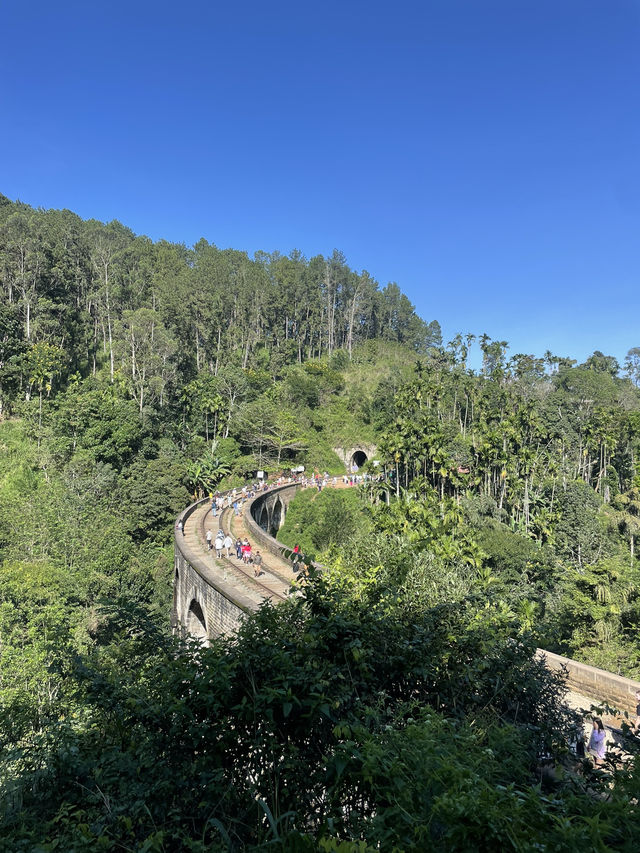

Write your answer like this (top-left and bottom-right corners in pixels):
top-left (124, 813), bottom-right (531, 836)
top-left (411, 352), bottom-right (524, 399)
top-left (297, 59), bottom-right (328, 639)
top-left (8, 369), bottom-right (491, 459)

top-left (0, 191), bottom-right (441, 420)
top-left (4, 189), bottom-right (640, 685)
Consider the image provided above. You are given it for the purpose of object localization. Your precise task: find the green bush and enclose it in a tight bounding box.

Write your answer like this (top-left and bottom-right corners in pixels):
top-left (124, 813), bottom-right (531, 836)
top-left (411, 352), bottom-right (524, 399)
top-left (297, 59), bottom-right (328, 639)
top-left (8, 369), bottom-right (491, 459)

top-left (277, 487), bottom-right (367, 557)
top-left (4, 574), bottom-right (625, 852)
top-left (297, 442), bottom-right (345, 476)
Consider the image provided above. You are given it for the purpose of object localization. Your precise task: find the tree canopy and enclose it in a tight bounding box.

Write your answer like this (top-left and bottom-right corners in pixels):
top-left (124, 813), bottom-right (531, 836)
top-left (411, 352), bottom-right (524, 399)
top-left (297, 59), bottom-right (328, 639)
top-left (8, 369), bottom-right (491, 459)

top-left (2, 195), bottom-right (640, 849)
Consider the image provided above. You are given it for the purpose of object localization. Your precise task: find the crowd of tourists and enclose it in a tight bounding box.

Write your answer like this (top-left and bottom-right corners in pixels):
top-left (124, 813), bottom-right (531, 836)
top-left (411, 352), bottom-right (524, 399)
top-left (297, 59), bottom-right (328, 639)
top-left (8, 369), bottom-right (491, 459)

top-left (205, 526), bottom-right (265, 577)
top-left (203, 471), bottom-right (371, 525)
top-left (177, 466), bottom-right (387, 585)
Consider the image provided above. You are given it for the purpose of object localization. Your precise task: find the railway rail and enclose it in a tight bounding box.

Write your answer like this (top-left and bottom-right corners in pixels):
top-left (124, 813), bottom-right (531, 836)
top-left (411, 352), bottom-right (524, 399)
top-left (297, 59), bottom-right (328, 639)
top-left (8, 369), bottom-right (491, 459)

top-left (196, 500), bottom-right (289, 603)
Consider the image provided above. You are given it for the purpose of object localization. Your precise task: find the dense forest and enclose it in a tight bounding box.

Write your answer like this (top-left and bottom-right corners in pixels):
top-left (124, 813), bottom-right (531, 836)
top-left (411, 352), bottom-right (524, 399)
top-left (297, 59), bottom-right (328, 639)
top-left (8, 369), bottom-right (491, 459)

top-left (0, 192), bottom-right (440, 416)
top-left (2, 194), bottom-right (640, 850)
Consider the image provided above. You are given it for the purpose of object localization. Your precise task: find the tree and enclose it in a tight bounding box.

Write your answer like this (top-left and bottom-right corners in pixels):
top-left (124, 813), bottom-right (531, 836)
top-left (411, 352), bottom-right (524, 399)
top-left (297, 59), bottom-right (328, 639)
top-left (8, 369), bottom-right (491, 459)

top-left (24, 341), bottom-right (65, 445)
top-left (625, 347), bottom-right (640, 387)
top-left (185, 441), bottom-right (232, 497)
top-left (123, 453), bottom-right (190, 541)
top-left (583, 350), bottom-right (620, 377)
top-left (87, 219), bottom-right (132, 383)
top-left (0, 302), bottom-right (26, 416)
top-left (181, 372), bottom-right (226, 441)
top-left (50, 380), bottom-right (145, 468)
top-left (236, 397), bottom-right (307, 466)
top-left (0, 210), bottom-right (45, 342)
top-left (117, 308), bottom-right (177, 414)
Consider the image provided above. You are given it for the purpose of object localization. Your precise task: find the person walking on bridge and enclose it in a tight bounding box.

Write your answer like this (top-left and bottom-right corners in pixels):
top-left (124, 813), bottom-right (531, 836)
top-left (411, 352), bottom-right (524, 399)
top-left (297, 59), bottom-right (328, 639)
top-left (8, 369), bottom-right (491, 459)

top-left (253, 550), bottom-right (263, 577)
top-left (214, 532), bottom-right (224, 559)
top-left (587, 719), bottom-right (606, 765)
top-left (205, 529), bottom-right (213, 550)
top-left (223, 533), bottom-right (233, 558)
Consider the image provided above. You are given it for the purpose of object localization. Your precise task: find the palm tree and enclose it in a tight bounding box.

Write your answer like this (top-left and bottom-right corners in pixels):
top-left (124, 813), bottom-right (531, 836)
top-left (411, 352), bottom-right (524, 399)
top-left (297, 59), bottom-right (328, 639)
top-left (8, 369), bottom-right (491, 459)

top-left (185, 441), bottom-right (231, 498)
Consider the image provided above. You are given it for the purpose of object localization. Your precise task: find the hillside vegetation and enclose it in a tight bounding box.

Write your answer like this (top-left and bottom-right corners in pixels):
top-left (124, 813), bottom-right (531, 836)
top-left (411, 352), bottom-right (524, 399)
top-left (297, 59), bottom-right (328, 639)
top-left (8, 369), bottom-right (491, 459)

top-left (279, 343), bottom-right (640, 678)
top-left (2, 196), bottom-right (640, 849)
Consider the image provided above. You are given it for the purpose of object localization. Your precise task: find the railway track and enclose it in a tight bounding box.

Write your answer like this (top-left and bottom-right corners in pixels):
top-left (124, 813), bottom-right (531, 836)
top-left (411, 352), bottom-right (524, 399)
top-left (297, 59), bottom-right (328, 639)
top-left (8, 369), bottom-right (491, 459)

top-left (197, 503), bottom-right (289, 602)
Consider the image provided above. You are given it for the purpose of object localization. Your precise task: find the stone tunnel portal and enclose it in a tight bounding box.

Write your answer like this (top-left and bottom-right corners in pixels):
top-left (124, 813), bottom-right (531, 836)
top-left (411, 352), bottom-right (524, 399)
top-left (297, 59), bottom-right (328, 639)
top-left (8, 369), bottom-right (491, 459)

top-left (350, 450), bottom-right (368, 471)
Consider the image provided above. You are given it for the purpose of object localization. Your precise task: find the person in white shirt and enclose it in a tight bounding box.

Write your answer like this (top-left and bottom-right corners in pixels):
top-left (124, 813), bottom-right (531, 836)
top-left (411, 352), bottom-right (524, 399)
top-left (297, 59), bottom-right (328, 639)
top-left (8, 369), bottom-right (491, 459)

top-left (223, 533), bottom-right (234, 557)
top-left (214, 533), bottom-right (224, 558)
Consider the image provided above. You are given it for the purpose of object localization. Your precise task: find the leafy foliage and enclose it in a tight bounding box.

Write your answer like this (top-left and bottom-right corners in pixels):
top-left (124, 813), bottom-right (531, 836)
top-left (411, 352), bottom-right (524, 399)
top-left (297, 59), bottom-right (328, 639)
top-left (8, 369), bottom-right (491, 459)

top-left (277, 487), bottom-right (367, 558)
top-left (5, 572), bottom-right (629, 851)
top-left (2, 195), bottom-right (640, 848)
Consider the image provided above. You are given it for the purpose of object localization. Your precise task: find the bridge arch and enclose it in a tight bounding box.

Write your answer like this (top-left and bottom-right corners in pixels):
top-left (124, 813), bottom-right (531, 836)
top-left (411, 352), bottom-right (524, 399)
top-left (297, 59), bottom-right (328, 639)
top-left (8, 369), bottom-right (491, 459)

top-left (186, 598), bottom-right (208, 644)
top-left (271, 497), bottom-right (284, 534)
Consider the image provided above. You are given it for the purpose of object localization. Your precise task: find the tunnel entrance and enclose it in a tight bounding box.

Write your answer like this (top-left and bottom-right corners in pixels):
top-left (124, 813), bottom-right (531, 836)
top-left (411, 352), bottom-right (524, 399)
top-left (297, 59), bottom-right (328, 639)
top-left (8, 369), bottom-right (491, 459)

top-left (186, 599), bottom-right (208, 644)
top-left (350, 450), bottom-right (368, 471)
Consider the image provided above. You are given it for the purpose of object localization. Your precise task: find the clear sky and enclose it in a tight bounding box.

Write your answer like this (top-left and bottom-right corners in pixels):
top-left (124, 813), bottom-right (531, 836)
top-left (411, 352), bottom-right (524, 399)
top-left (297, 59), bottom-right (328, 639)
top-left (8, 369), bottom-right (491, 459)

top-left (2, 0), bottom-right (638, 369)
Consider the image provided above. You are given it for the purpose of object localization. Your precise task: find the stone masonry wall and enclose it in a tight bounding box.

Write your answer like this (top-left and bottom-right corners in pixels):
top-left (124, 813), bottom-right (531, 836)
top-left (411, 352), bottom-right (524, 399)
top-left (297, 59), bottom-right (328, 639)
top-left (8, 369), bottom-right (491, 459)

top-left (538, 648), bottom-right (640, 718)
top-left (246, 484), bottom-right (323, 571)
top-left (245, 484), bottom-right (299, 558)
top-left (174, 547), bottom-right (252, 639)
top-left (174, 497), bottom-right (257, 640)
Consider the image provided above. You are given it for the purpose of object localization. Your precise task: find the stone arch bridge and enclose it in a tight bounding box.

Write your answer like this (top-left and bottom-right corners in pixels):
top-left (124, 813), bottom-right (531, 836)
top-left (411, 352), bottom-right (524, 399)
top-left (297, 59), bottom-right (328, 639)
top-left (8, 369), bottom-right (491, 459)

top-left (252, 485), bottom-right (296, 537)
top-left (174, 481), bottom-right (640, 740)
top-left (173, 483), bottom-right (303, 643)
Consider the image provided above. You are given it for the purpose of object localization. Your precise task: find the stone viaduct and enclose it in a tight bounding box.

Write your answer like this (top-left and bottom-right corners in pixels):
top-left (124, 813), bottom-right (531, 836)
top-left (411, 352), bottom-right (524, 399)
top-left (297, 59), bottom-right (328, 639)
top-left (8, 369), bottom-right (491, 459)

top-left (172, 483), bottom-right (302, 642)
top-left (174, 481), bottom-right (640, 735)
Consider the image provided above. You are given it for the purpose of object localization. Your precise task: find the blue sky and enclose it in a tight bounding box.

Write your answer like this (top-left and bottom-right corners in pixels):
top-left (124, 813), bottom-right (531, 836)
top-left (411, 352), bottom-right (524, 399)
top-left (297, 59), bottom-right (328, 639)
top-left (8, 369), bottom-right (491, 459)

top-left (2, 0), bottom-right (639, 369)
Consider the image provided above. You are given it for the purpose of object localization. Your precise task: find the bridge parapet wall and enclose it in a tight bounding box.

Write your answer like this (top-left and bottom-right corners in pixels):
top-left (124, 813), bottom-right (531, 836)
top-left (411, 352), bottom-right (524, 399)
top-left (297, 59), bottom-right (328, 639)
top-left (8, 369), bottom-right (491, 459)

top-left (174, 498), bottom-right (256, 641)
top-left (246, 484), bottom-right (299, 560)
top-left (246, 484), bottom-right (323, 570)
top-left (537, 649), bottom-right (640, 717)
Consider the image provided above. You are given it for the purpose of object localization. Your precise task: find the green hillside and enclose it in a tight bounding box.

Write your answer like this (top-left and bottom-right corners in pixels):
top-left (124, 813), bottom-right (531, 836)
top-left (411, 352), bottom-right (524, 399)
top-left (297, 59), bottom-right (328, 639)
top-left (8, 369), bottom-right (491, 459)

top-left (2, 197), bottom-right (640, 850)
